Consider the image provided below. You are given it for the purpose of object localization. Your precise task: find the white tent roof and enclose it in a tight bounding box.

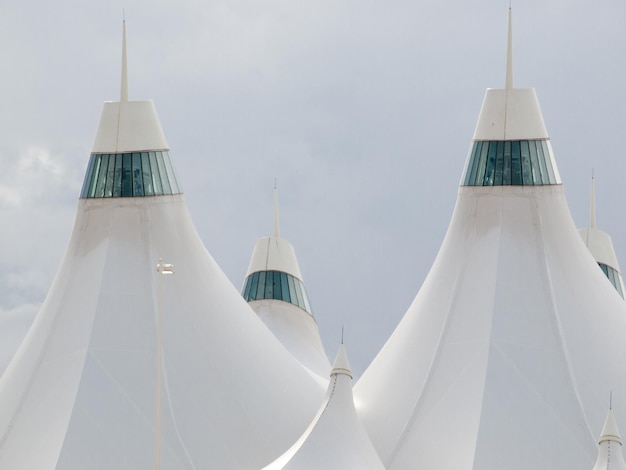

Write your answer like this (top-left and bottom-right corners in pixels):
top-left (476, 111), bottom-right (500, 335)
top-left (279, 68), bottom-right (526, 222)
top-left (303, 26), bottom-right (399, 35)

top-left (244, 188), bottom-right (330, 378)
top-left (0, 22), bottom-right (323, 469)
top-left (592, 409), bottom-right (626, 470)
top-left (579, 177), bottom-right (621, 270)
top-left (263, 344), bottom-right (384, 470)
top-left (354, 9), bottom-right (626, 469)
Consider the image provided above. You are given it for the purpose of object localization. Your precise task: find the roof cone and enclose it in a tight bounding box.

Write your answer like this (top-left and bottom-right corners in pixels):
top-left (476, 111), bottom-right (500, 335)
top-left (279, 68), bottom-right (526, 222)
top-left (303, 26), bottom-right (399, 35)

top-left (242, 187), bottom-right (330, 378)
top-left (0, 22), bottom-right (323, 469)
top-left (355, 8), bottom-right (626, 469)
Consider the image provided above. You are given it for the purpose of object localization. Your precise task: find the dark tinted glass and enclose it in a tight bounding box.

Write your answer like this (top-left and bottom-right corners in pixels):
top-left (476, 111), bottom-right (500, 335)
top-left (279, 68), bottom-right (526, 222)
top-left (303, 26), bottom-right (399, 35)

top-left (463, 139), bottom-right (558, 186)
top-left (80, 151), bottom-right (182, 198)
top-left (241, 270), bottom-right (313, 315)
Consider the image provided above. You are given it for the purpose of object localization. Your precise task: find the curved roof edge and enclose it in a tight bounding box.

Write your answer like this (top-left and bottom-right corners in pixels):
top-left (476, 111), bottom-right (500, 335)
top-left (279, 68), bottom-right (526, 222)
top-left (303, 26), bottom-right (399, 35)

top-left (262, 345), bottom-right (384, 470)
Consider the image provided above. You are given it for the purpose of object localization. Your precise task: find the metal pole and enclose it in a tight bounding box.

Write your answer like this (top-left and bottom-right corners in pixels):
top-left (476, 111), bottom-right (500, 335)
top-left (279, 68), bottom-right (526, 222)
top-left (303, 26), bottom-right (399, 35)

top-left (155, 264), bottom-right (163, 470)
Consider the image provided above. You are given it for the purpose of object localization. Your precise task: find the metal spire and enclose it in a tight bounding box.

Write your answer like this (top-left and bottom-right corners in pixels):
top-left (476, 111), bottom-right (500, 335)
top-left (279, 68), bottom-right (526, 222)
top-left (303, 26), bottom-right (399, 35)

top-left (273, 182), bottom-right (280, 239)
top-left (121, 17), bottom-right (129, 102)
top-left (590, 172), bottom-right (597, 229)
top-left (505, 6), bottom-right (513, 90)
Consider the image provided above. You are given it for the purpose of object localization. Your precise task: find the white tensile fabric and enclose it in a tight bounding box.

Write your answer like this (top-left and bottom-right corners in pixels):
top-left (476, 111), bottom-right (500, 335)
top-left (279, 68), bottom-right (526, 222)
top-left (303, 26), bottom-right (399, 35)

top-left (251, 299), bottom-right (331, 379)
top-left (355, 183), bottom-right (626, 469)
top-left (246, 231), bottom-right (331, 379)
top-left (0, 195), bottom-right (324, 469)
top-left (264, 344), bottom-right (384, 470)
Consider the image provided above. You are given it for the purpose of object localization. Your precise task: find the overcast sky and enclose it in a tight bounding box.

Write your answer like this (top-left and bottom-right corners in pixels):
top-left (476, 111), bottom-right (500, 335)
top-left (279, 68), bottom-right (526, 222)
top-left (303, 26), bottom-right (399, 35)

top-left (1, 0), bottom-right (625, 376)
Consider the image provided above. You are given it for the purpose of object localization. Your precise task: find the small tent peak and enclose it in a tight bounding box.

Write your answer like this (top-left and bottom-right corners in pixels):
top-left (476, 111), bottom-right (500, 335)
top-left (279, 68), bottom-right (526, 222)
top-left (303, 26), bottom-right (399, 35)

top-left (120, 18), bottom-right (129, 102)
top-left (599, 409), bottom-right (623, 445)
top-left (331, 343), bottom-right (353, 379)
top-left (505, 6), bottom-right (513, 90)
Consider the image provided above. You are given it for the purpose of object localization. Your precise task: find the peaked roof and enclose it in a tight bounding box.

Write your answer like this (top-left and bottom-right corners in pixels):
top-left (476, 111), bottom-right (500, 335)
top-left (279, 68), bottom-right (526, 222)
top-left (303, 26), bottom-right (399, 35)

top-left (579, 177), bottom-right (623, 272)
top-left (263, 344), bottom-right (384, 470)
top-left (592, 409), bottom-right (626, 470)
top-left (579, 177), bottom-right (624, 298)
top-left (355, 8), bottom-right (626, 469)
top-left (243, 187), bottom-right (330, 378)
top-left (91, 20), bottom-right (168, 154)
top-left (0, 23), bottom-right (324, 469)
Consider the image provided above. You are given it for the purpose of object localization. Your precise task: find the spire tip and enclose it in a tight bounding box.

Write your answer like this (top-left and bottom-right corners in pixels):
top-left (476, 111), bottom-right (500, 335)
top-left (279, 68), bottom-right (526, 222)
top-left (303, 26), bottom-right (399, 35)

top-left (505, 5), bottom-right (513, 90)
top-left (120, 17), bottom-right (129, 102)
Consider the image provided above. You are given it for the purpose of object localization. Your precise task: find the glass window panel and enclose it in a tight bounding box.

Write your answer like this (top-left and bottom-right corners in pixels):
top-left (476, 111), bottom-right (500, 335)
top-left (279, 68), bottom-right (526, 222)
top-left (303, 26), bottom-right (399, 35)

top-left (293, 277), bottom-right (304, 309)
top-left (520, 141), bottom-right (532, 185)
top-left (242, 276), bottom-right (252, 299)
top-left (94, 154), bottom-right (110, 198)
top-left (535, 141), bottom-right (549, 185)
top-left (156, 152), bottom-right (172, 195)
top-left (149, 152), bottom-right (163, 195)
top-left (615, 273), bottom-right (624, 298)
top-left (80, 155), bottom-right (96, 198)
top-left (121, 153), bottom-right (133, 196)
top-left (264, 271), bottom-right (273, 299)
top-left (280, 272), bottom-right (290, 302)
top-left (249, 272), bottom-right (259, 301)
top-left (256, 271), bottom-right (266, 300)
top-left (301, 283), bottom-right (312, 313)
top-left (132, 153), bottom-right (144, 196)
top-left (476, 140), bottom-right (490, 186)
top-left (104, 154), bottom-right (116, 197)
top-left (599, 263), bottom-right (609, 276)
top-left (89, 154), bottom-right (101, 198)
top-left (113, 154), bottom-right (123, 197)
top-left (541, 140), bottom-right (556, 184)
top-left (466, 142), bottom-right (482, 186)
top-left (287, 275), bottom-right (297, 307)
top-left (272, 272), bottom-right (282, 300)
top-left (162, 152), bottom-right (181, 194)
top-left (528, 140), bottom-right (541, 184)
top-left (502, 141), bottom-right (512, 185)
top-left (494, 142), bottom-right (504, 185)
top-left (141, 153), bottom-right (154, 196)
top-left (511, 141), bottom-right (522, 185)
top-left (483, 142), bottom-right (497, 186)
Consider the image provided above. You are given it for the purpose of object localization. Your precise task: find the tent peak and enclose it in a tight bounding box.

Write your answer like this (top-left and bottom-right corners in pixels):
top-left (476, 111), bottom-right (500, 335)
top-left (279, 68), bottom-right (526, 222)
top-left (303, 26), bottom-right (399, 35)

top-left (599, 408), bottom-right (623, 445)
top-left (331, 343), bottom-right (352, 379)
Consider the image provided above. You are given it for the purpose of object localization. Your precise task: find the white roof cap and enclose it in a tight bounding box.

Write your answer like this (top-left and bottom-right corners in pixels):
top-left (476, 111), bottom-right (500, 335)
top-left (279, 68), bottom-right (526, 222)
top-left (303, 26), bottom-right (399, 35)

top-left (472, 8), bottom-right (549, 141)
top-left (593, 409), bottom-right (626, 470)
top-left (579, 178), bottom-right (622, 272)
top-left (580, 227), bottom-right (622, 272)
top-left (92, 101), bottom-right (169, 153)
top-left (331, 343), bottom-right (353, 379)
top-left (91, 20), bottom-right (168, 153)
top-left (472, 88), bottom-right (549, 141)
top-left (245, 189), bottom-right (304, 279)
top-left (600, 409), bottom-right (623, 445)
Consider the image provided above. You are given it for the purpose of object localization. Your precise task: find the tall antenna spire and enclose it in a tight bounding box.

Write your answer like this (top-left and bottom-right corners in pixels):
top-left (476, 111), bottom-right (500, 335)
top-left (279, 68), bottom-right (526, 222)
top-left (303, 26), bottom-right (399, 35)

top-left (590, 171), bottom-right (597, 229)
top-left (505, 5), bottom-right (513, 90)
top-left (121, 16), bottom-right (129, 102)
top-left (273, 181), bottom-right (280, 239)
